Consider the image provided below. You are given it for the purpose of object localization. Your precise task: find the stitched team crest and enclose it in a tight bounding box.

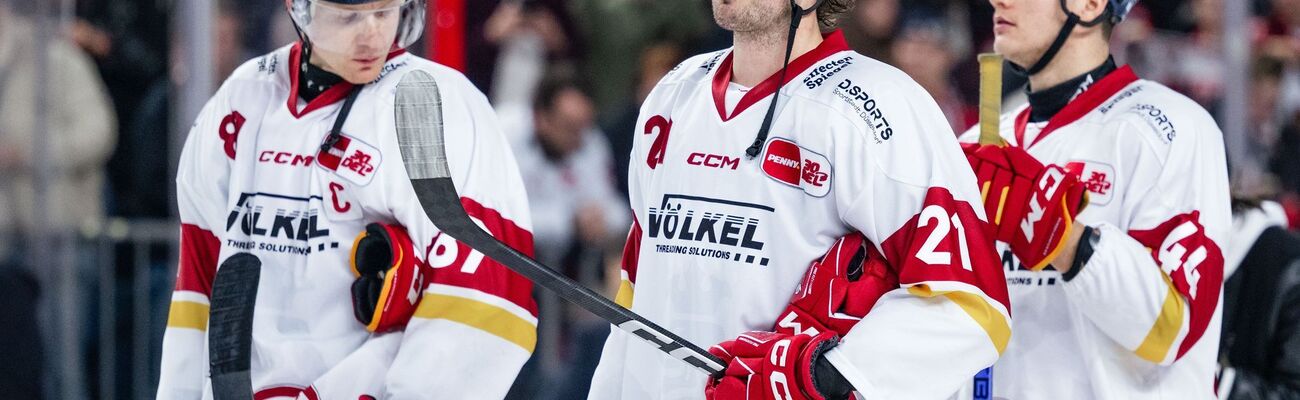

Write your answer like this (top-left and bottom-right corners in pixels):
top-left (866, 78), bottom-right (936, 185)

top-left (760, 137), bottom-right (832, 198)
top-left (317, 133), bottom-right (382, 186)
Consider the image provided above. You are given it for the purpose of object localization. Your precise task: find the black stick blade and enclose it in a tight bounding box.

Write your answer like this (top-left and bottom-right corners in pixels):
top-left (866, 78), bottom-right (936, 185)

top-left (208, 252), bottom-right (261, 400)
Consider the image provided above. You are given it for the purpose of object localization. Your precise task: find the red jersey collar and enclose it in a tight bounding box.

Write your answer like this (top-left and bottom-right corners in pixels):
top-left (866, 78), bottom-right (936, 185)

top-left (286, 42), bottom-right (407, 118)
top-left (1014, 65), bottom-right (1139, 148)
top-left (711, 30), bottom-right (850, 122)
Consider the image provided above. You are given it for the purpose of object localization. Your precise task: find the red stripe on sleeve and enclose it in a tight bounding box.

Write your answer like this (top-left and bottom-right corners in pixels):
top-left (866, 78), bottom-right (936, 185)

top-left (621, 218), bottom-right (642, 285)
top-left (424, 197), bottom-right (538, 315)
top-left (879, 187), bottom-right (1010, 309)
top-left (176, 224), bottom-right (220, 297)
top-left (1128, 211), bottom-right (1224, 359)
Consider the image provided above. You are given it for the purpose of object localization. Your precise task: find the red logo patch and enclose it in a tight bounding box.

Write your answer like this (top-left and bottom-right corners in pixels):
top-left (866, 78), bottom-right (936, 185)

top-left (342, 150), bottom-right (375, 177)
top-left (802, 160), bottom-right (828, 187)
top-left (762, 139), bottom-right (803, 186)
top-left (1065, 161), bottom-right (1115, 206)
top-left (761, 138), bottom-right (832, 197)
top-left (1082, 171), bottom-right (1112, 195)
top-left (316, 134), bottom-right (382, 186)
top-left (316, 135), bottom-right (353, 171)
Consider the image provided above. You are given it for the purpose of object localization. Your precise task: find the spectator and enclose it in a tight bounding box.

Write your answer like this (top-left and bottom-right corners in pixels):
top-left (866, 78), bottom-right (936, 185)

top-left (502, 74), bottom-right (629, 400)
top-left (111, 0), bottom-right (251, 221)
top-left (1219, 199), bottom-right (1300, 399)
top-left (484, 0), bottom-right (579, 108)
top-left (0, 1), bottom-right (117, 398)
top-left (891, 9), bottom-right (976, 133)
top-left (840, 0), bottom-right (900, 63)
top-left (1121, 3), bottom-right (1213, 103)
top-left (1234, 54), bottom-right (1287, 198)
top-left (68, 0), bottom-right (168, 216)
top-left (568, 0), bottom-right (712, 126)
top-left (1265, 0), bottom-right (1300, 116)
top-left (603, 42), bottom-right (687, 196)
top-left (0, 0), bottom-right (118, 266)
top-left (508, 74), bottom-right (629, 268)
top-left (1270, 112), bottom-right (1300, 225)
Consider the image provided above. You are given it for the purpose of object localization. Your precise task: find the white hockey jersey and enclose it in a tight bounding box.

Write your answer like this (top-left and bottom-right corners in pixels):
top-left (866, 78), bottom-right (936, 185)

top-left (958, 66), bottom-right (1230, 399)
top-left (589, 31), bottom-right (1012, 400)
top-left (158, 44), bottom-right (538, 399)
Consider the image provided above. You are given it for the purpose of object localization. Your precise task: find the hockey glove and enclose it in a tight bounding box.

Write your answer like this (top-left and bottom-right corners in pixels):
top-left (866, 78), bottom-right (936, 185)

top-left (775, 232), bottom-right (896, 336)
top-left (705, 331), bottom-right (849, 400)
top-left (962, 143), bottom-right (1088, 271)
top-left (350, 223), bottom-right (427, 333)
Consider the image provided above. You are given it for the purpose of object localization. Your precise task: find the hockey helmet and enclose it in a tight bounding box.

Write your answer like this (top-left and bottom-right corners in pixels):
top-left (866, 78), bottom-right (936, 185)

top-left (287, 0), bottom-right (426, 53)
top-left (1109, 0), bottom-right (1138, 24)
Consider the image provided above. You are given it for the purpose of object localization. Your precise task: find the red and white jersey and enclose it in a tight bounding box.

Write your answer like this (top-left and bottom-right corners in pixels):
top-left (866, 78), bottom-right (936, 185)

top-left (958, 66), bottom-right (1230, 399)
top-left (157, 44), bottom-right (538, 400)
top-left (589, 31), bottom-right (1011, 400)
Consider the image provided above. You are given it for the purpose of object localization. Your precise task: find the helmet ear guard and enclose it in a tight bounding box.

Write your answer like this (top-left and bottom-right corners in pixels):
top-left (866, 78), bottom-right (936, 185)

top-left (394, 0), bottom-right (426, 50)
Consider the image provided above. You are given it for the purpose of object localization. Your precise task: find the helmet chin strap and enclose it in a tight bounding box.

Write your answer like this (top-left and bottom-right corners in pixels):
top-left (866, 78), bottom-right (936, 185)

top-left (745, 0), bottom-right (827, 159)
top-left (1010, 0), bottom-right (1110, 76)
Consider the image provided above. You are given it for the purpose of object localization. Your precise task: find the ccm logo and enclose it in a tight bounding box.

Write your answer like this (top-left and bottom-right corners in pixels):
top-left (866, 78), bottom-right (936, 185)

top-left (259, 151), bottom-right (315, 167)
top-left (687, 153), bottom-right (739, 170)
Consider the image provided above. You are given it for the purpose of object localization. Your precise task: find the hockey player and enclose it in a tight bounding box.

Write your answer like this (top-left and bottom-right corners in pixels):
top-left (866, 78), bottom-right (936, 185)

top-left (588, 1), bottom-right (1012, 399)
top-left (957, 0), bottom-right (1230, 398)
top-left (157, 1), bottom-right (538, 398)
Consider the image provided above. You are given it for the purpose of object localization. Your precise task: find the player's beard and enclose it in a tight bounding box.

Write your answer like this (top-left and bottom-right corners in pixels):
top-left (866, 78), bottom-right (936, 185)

top-left (713, 0), bottom-right (788, 46)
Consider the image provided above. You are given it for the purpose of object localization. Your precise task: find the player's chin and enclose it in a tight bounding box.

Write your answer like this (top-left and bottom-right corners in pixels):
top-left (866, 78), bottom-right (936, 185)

top-left (992, 38), bottom-right (1031, 66)
top-left (344, 64), bottom-right (384, 84)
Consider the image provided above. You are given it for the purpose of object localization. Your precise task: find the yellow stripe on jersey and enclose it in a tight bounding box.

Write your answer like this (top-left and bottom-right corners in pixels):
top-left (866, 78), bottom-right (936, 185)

top-left (909, 285), bottom-right (1011, 354)
top-left (1135, 273), bottom-right (1185, 363)
top-left (615, 279), bottom-right (634, 309)
top-left (415, 293), bottom-right (537, 352)
top-left (166, 300), bottom-right (210, 331)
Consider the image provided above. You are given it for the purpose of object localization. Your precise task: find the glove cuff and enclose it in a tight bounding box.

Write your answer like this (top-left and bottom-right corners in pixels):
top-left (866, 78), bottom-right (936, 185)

top-left (797, 333), bottom-right (842, 400)
top-left (811, 348), bottom-right (853, 400)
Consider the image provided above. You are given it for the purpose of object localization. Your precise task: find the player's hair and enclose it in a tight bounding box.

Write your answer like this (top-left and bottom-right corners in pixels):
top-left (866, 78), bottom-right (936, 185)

top-left (816, 0), bottom-right (855, 29)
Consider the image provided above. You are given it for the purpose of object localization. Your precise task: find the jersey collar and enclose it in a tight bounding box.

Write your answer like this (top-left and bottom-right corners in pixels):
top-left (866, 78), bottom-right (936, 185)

top-left (711, 30), bottom-right (849, 122)
top-left (286, 42), bottom-right (407, 118)
top-left (1014, 65), bottom-right (1139, 149)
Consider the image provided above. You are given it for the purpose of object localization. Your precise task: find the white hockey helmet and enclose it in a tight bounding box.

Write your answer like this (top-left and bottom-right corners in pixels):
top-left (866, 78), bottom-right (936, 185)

top-left (287, 0), bottom-right (426, 53)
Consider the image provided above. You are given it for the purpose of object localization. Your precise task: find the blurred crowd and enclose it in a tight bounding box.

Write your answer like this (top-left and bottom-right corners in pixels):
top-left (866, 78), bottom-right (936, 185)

top-left (2, 0), bottom-right (1300, 398)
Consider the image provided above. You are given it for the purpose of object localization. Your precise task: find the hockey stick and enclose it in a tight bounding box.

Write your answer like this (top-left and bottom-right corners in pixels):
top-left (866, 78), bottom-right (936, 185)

top-left (977, 53), bottom-right (1006, 146)
top-left (393, 70), bottom-right (727, 377)
top-left (209, 252), bottom-right (262, 400)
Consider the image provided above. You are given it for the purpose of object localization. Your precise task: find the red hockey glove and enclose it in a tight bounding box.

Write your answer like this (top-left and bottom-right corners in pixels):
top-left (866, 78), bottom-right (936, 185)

top-left (774, 233), bottom-right (896, 336)
top-left (705, 331), bottom-right (846, 400)
top-left (962, 143), bottom-right (1088, 270)
top-left (350, 223), bottom-right (427, 333)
